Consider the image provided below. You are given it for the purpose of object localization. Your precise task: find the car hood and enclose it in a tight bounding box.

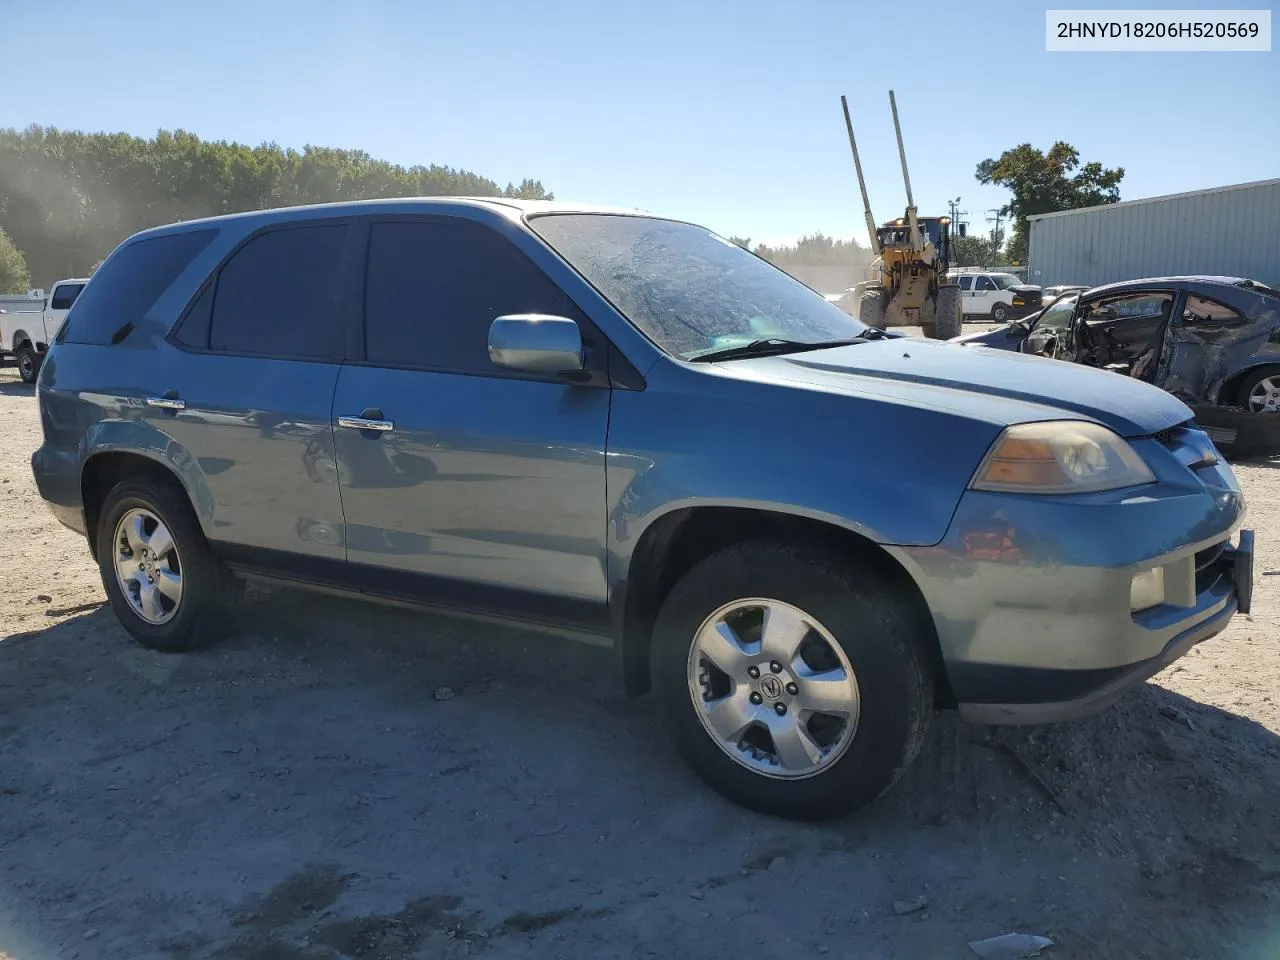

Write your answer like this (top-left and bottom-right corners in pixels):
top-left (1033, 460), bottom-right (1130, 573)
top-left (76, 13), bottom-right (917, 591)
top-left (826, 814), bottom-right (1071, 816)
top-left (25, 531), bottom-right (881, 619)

top-left (949, 324), bottom-right (1023, 349)
top-left (722, 338), bottom-right (1191, 438)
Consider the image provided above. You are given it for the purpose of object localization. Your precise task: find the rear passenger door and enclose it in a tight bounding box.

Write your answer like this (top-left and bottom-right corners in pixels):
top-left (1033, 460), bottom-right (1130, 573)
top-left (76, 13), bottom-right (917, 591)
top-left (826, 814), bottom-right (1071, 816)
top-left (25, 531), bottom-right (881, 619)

top-left (163, 220), bottom-right (354, 570)
top-left (330, 216), bottom-right (610, 630)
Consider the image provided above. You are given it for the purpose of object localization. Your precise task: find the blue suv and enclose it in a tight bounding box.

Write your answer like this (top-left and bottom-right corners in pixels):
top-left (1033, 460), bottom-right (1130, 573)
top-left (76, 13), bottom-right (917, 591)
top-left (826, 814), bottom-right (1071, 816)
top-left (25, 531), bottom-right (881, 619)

top-left (32, 199), bottom-right (1253, 819)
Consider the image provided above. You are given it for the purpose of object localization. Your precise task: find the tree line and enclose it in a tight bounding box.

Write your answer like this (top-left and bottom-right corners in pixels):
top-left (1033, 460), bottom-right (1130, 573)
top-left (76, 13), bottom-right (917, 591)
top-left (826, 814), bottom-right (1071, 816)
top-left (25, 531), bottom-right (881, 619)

top-left (0, 123), bottom-right (1122, 294)
top-left (0, 125), bottom-right (551, 290)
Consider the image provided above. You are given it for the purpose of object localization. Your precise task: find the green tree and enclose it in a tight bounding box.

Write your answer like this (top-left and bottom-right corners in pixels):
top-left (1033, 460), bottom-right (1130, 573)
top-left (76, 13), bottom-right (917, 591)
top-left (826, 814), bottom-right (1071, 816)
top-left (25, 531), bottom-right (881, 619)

top-left (0, 125), bottom-right (554, 285)
top-left (726, 236), bottom-right (752, 249)
top-left (0, 227), bottom-right (30, 293)
top-left (976, 142), bottom-right (1123, 263)
top-left (952, 231), bottom-right (1004, 267)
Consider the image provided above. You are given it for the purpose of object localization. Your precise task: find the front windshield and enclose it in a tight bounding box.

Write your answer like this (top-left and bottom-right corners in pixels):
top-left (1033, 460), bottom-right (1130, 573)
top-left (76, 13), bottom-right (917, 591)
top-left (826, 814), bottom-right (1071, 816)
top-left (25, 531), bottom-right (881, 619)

top-left (530, 214), bottom-right (868, 359)
top-left (993, 274), bottom-right (1022, 290)
top-left (1033, 296), bottom-right (1077, 333)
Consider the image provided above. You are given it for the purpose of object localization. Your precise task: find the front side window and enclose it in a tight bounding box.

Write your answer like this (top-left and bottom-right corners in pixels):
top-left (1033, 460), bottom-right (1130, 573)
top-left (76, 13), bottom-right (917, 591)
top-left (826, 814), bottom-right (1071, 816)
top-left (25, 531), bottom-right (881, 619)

top-left (209, 223), bottom-right (346, 359)
top-left (1087, 292), bottom-right (1173, 320)
top-left (363, 219), bottom-right (577, 373)
top-left (1032, 296), bottom-right (1078, 336)
top-left (975, 276), bottom-right (996, 292)
top-left (529, 214), bottom-right (867, 360)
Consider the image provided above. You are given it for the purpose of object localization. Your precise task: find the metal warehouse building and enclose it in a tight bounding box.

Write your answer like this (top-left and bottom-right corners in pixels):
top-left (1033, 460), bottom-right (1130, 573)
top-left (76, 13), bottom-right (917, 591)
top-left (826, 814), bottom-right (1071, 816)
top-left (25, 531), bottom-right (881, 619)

top-left (1027, 178), bottom-right (1280, 289)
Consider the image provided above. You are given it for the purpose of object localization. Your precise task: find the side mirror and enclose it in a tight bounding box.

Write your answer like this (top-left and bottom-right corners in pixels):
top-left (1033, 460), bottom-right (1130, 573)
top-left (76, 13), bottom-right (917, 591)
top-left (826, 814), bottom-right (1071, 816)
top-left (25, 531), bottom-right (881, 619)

top-left (488, 314), bottom-right (584, 375)
top-left (1009, 319), bottom-right (1030, 335)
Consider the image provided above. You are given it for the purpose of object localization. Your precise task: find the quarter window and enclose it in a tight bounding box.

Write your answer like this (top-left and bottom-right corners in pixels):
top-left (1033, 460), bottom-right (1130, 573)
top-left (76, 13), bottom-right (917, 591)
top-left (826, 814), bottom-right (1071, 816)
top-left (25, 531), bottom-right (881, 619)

top-left (61, 230), bottom-right (216, 345)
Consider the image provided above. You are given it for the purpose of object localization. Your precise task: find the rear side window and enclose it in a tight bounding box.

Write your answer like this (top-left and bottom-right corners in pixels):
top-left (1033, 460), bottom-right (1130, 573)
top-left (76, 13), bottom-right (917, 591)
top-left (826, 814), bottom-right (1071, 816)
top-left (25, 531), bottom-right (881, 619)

top-left (208, 223), bottom-right (346, 359)
top-left (1183, 295), bottom-right (1246, 326)
top-left (957, 276), bottom-right (973, 291)
top-left (61, 230), bottom-right (216, 345)
top-left (363, 219), bottom-right (574, 373)
top-left (50, 283), bottom-right (85, 310)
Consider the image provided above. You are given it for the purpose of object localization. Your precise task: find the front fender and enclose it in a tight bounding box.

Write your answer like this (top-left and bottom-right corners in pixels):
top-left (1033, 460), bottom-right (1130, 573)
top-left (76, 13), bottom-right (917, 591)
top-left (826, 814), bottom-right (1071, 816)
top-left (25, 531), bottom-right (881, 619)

top-left (605, 367), bottom-right (1005, 582)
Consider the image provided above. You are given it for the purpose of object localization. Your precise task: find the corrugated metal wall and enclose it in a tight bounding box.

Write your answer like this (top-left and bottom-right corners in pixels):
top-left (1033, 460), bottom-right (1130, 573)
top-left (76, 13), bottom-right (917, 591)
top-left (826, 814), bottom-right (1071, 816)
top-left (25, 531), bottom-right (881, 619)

top-left (1027, 179), bottom-right (1280, 289)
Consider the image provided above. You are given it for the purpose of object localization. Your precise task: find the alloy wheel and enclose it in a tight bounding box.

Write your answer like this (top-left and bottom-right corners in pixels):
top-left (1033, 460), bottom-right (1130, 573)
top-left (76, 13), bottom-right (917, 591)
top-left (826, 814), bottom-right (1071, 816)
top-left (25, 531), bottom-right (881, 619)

top-left (113, 508), bottom-right (183, 624)
top-left (686, 598), bottom-right (861, 779)
top-left (1247, 376), bottom-right (1280, 413)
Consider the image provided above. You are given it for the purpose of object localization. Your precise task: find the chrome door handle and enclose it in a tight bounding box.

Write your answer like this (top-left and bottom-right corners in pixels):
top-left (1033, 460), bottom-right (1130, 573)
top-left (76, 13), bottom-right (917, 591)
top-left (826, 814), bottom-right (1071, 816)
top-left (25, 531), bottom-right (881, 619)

top-left (338, 416), bottom-right (394, 432)
top-left (145, 396), bottom-right (185, 411)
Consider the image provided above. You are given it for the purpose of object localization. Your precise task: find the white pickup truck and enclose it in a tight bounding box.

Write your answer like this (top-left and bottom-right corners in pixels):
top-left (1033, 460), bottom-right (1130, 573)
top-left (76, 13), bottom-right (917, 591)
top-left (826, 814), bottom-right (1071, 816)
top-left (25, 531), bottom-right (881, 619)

top-left (0, 278), bottom-right (88, 383)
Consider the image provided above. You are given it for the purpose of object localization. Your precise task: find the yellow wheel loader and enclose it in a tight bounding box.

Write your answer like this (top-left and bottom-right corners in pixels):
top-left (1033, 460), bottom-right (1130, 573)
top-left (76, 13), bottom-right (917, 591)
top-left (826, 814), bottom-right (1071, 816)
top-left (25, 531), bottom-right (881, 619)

top-left (840, 92), bottom-right (962, 340)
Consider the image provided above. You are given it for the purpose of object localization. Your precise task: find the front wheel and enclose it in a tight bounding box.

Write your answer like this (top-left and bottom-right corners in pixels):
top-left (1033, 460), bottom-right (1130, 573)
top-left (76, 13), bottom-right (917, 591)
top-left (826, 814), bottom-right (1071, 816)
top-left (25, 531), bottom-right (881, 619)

top-left (652, 541), bottom-right (933, 820)
top-left (932, 285), bottom-right (962, 340)
top-left (14, 345), bottom-right (40, 384)
top-left (991, 303), bottom-right (1010, 323)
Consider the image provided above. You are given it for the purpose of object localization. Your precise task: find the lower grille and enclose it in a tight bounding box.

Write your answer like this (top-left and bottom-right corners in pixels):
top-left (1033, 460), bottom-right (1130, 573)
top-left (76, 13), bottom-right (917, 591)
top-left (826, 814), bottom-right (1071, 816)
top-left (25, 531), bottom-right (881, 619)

top-left (1195, 539), bottom-right (1228, 593)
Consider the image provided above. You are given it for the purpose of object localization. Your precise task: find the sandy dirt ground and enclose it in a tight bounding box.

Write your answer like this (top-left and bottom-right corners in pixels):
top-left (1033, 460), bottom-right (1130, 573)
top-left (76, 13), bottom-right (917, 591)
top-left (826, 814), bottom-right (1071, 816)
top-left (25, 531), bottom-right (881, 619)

top-left (2, 362), bottom-right (1280, 960)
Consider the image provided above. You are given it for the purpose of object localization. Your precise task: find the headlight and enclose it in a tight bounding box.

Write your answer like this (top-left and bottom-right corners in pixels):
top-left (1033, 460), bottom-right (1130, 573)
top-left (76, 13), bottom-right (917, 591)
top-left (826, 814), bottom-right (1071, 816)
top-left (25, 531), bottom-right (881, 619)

top-left (1012, 296), bottom-right (1025, 306)
top-left (971, 421), bottom-right (1156, 494)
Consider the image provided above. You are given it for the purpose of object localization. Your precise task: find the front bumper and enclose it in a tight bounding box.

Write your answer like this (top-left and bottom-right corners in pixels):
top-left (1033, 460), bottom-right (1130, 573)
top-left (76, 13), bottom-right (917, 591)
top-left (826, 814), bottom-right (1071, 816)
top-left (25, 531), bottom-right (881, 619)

top-left (956, 532), bottom-right (1250, 724)
top-left (889, 439), bottom-right (1250, 725)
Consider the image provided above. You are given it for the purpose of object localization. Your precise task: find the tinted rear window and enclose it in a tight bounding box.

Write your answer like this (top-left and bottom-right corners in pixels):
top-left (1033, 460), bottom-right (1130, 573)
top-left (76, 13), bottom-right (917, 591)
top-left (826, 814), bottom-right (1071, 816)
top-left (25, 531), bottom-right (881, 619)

top-left (61, 230), bottom-right (217, 345)
top-left (208, 223), bottom-right (346, 359)
top-left (50, 283), bottom-right (85, 310)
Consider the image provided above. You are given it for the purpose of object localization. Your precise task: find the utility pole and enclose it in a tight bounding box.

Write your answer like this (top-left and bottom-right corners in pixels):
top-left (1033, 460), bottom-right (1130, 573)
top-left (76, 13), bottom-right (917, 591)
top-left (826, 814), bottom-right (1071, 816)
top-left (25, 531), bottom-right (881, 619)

top-left (985, 207), bottom-right (1005, 266)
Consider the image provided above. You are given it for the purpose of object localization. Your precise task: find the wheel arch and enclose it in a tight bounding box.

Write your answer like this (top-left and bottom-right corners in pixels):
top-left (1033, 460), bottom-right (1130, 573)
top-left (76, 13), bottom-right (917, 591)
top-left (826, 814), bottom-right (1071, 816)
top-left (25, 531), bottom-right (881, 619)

top-left (615, 504), bottom-right (951, 705)
top-left (80, 441), bottom-right (214, 560)
top-left (1217, 361), bottom-right (1280, 407)
top-left (10, 329), bottom-right (32, 350)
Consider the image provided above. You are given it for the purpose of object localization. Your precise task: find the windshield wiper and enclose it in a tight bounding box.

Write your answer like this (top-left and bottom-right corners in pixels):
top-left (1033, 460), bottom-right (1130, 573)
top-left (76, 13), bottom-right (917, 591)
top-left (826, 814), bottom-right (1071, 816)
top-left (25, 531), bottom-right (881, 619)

top-left (688, 336), bottom-right (873, 363)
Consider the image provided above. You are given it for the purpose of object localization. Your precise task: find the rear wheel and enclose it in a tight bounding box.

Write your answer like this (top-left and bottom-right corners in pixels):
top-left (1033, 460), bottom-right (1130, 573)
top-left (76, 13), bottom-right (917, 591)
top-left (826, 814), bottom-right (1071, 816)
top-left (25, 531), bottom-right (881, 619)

top-left (96, 475), bottom-right (241, 652)
top-left (652, 540), bottom-right (933, 820)
top-left (1237, 367), bottom-right (1280, 412)
top-left (15, 344), bottom-right (40, 384)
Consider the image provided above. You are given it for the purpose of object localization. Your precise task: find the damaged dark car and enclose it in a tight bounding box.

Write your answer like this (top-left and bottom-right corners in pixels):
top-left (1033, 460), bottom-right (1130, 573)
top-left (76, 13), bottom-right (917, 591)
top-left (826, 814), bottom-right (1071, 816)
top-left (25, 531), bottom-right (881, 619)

top-left (950, 277), bottom-right (1280, 456)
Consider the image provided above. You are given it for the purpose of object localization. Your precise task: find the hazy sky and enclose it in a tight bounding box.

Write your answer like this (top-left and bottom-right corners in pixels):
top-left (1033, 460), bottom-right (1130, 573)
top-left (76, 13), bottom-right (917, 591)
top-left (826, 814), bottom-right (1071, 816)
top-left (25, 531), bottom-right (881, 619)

top-left (4, 0), bottom-right (1277, 245)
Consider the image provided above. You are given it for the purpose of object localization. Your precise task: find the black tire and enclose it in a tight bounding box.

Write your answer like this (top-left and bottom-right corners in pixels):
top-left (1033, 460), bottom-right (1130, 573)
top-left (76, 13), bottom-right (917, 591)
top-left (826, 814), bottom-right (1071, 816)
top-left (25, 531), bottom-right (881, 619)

top-left (651, 540), bottom-right (933, 821)
top-left (1234, 366), bottom-right (1280, 412)
top-left (858, 287), bottom-right (889, 328)
top-left (990, 303), bottom-right (1010, 323)
top-left (95, 475), bottom-right (241, 652)
top-left (933, 285), bottom-right (962, 340)
top-left (15, 344), bottom-right (40, 384)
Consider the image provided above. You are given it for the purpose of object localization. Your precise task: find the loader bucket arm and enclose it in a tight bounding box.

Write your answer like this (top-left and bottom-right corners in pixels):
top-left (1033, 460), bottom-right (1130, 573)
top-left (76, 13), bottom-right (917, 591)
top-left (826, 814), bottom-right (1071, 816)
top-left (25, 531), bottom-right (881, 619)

top-left (841, 95), bottom-right (881, 256)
